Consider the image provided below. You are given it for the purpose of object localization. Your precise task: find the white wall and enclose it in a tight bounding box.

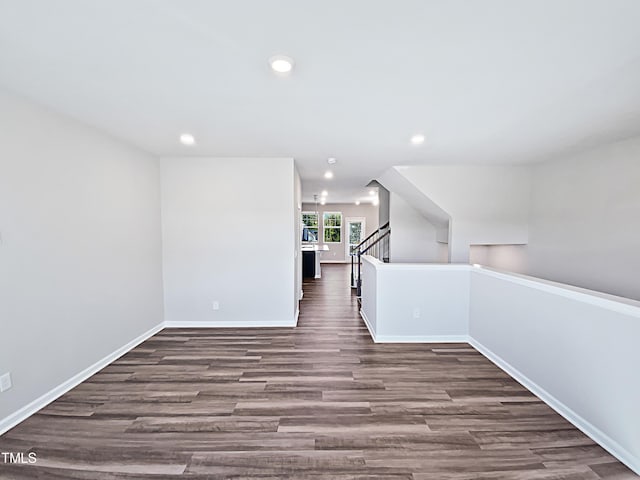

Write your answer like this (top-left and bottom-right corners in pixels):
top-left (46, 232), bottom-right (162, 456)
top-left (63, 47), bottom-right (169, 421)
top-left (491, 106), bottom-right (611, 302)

top-left (470, 268), bottom-right (640, 474)
top-left (437, 243), bottom-right (449, 263)
top-left (527, 136), bottom-right (640, 301)
top-left (0, 90), bottom-right (164, 426)
top-left (389, 193), bottom-right (442, 263)
top-left (360, 258), bottom-right (378, 335)
top-left (161, 157), bottom-right (297, 326)
top-left (389, 138), bottom-right (640, 301)
top-left (360, 257), bottom-right (469, 342)
top-left (301, 203), bottom-right (378, 263)
top-left (470, 244), bottom-right (529, 274)
top-left (394, 165), bottom-right (532, 262)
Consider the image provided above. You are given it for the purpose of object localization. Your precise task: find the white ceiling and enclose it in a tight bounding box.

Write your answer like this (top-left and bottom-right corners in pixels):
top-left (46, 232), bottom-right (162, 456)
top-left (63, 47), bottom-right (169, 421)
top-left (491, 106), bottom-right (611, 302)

top-left (1, 0), bottom-right (640, 203)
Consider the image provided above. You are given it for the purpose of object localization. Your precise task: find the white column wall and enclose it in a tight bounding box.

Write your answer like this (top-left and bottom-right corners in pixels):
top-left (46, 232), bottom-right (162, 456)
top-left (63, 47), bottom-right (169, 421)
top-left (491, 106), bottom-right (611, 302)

top-left (161, 157), bottom-right (297, 327)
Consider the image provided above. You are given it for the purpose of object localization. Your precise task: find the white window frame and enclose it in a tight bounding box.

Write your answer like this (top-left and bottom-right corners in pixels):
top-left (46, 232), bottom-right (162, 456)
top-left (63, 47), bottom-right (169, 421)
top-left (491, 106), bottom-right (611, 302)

top-left (323, 211), bottom-right (343, 244)
top-left (301, 211), bottom-right (319, 243)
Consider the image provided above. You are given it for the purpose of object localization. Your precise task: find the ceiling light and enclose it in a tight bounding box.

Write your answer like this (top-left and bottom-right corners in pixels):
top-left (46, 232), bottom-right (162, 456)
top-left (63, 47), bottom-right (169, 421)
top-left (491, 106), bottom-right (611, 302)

top-left (324, 171), bottom-right (334, 179)
top-left (327, 157), bottom-right (336, 164)
top-left (320, 199), bottom-right (326, 205)
top-left (410, 134), bottom-right (425, 145)
top-left (355, 200), bottom-right (360, 205)
top-left (269, 55), bottom-right (294, 74)
top-left (369, 189), bottom-right (376, 195)
top-left (180, 133), bottom-right (195, 146)
top-left (321, 190), bottom-right (328, 196)
top-left (372, 198), bottom-right (379, 206)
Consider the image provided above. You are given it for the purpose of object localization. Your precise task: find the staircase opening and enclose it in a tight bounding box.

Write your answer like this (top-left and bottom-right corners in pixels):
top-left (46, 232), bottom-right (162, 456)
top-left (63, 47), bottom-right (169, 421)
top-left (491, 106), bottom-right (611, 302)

top-left (350, 221), bottom-right (391, 298)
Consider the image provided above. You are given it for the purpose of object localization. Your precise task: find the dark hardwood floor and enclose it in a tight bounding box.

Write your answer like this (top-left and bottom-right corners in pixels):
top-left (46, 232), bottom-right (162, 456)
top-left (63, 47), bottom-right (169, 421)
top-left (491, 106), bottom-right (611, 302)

top-left (0, 264), bottom-right (636, 479)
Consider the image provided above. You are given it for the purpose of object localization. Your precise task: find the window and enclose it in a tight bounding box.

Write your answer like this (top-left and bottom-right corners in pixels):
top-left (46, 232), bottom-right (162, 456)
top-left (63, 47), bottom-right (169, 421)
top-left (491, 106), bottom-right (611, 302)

top-left (301, 212), bottom-right (319, 243)
top-left (323, 212), bottom-right (342, 243)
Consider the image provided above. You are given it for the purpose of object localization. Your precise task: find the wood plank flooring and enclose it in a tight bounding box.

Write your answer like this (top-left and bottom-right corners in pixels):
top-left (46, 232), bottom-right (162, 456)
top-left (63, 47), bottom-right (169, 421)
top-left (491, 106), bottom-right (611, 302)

top-left (0, 264), bottom-right (636, 479)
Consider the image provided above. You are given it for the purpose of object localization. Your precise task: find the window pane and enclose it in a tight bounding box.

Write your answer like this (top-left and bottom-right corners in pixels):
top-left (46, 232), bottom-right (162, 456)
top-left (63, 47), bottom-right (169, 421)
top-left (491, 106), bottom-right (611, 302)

top-left (324, 227), bottom-right (341, 243)
top-left (323, 212), bottom-right (342, 227)
top-left (349, 223), bottom-right (362, 244)
top-left (302, 227), bottom-right (318, 242)
top-left (302, 213), bottom-right (318, 227)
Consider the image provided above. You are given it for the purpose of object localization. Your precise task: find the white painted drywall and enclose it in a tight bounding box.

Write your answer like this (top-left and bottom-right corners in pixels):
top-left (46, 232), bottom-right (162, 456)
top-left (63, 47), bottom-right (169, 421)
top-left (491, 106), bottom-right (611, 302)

top-left (470, 268), bottom-right (640, 473)
top-left (360, 257), bottom-right (469, 342)
top-left (395, 165), bottom-right (532, 262)
top-left (301, 203), bottom-right (378, 263)
top-left (360, 257), bottom-right (378, 337)
top-left (377, 167), bottom-right (449, 235)
top-left (161, 157), bottom-right (297, 326)
top-left (470, 244), bottom-right (529, 274)
top-left (0, 89), bottom-right (164, 423)
top-left (389, 193), bottom-right (442, 263)
top-left (527, 136), bottom-right (640, 301)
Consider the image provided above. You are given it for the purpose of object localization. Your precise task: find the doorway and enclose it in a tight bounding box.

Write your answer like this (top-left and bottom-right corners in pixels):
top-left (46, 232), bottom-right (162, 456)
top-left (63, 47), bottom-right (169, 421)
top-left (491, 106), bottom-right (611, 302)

top-left (345, 217), bottom-right (366, 260)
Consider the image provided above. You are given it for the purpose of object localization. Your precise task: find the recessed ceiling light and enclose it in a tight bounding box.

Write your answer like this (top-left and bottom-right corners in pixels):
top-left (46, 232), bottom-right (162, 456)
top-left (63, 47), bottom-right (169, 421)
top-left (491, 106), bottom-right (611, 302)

top-left (180, 133), bottom-right (195, 146)
top-left (372, 198), bottom-right (379, 206)
top-left (324, 171), bottom-right (334, 179)
top-left (369, 189), bottom-right (376, 195)
top-left (320, 199), bottom-right (326, 205)
top-left (321, 190), bottom-right (328, 196)
top-left (410, 134), bottom-right (425, 145)
top-left (269, 55), bottom-right (294, 74)
top-left (327, 157), bottom-right (337, 164)
top-left (355, 200), bottom-right (360, 205)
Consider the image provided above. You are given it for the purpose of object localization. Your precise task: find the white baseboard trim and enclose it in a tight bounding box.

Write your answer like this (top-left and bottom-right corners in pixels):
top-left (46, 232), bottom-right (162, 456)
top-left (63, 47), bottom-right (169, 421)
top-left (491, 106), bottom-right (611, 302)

top-left (469, 337), bottom-right (640, 476)
top-left (359, 309), bottom-right (376, 342)
top-left (376, 334), bottom-right (470, 343)
top-left (359, 310), bottom-right (468, 344)
top-left (0, 322), bottom-right (164, 436)
top-left (163, 320), bottom-right (297, 328)
top-left (294, 308), bottom-right (300, 326)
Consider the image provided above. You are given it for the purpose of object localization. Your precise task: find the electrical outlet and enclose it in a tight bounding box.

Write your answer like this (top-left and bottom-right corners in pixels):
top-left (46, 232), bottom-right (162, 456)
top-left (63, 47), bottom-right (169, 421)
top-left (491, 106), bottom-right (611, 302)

top-left (0, 373), bottom-right (12, 392)
top-left (212, 301), bottom-right (220, 311)
top-left (412, 308), bottom-right (421, 319)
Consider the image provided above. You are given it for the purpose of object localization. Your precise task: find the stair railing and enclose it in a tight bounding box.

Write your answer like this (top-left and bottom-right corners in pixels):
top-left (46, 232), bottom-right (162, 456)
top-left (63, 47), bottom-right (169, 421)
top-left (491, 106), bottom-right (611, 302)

top-left (350, 222), bottom-right (390, 296)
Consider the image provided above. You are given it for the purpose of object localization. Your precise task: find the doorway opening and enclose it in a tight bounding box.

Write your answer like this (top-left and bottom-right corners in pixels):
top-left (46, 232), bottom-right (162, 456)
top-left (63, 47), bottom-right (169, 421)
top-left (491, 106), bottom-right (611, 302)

top-left (345, 217), bottom-right (366, 260)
